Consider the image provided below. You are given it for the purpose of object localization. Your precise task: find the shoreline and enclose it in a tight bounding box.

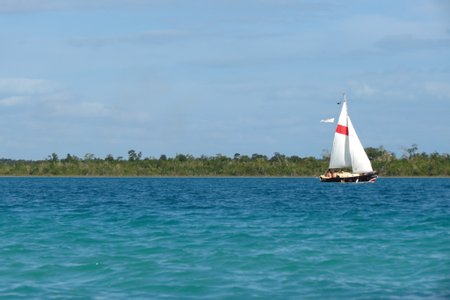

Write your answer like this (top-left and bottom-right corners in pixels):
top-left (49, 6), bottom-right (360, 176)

top-left (0, 175), bottom-right (448, 179)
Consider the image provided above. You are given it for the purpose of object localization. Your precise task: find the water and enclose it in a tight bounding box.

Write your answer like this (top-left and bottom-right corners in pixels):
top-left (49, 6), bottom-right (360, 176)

top-left (0, 178), bottom-right (449, 299)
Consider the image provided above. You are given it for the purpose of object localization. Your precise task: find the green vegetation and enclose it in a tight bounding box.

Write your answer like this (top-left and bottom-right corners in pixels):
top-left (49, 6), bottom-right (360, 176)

top-left (0, 145), bottom-right (448, 177)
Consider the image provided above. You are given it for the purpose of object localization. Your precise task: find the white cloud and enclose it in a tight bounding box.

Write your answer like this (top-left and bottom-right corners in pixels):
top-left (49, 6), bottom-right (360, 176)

top-left (0, 0), bottom-right (169, 14)
top-left (0, 0), bottom-right (64, 13)
top-left (377, 35), bottom-right (450, 52)
top-left (0, 78), bottom-right (66, 110)
top-left (52, 100), bottom-right (111, 117)
top-left (424, 81), bottom-right (450, 99)
top-left (0, 77), bottom-right (112, 118)
top-left (69, 30), bottom-right (188, 47)
top-left (0, 78), bottom-right (61, 96)
top-left (0, 96), bottom-right (26, 106)
top-left (335, 12), bottom-right (449, 57)
top-left (0, 0), bottom-right (339, 14)
top-left (349, 82), bottom-right (377, 98)
top-left (340, 14), bottom-right (444, 39)
top-left (115, 111), bottom-right (151, 123)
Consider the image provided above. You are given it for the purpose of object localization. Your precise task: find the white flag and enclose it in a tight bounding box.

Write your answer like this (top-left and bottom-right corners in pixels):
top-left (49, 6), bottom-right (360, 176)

top-left (320, 118), bottom-right (335, 123)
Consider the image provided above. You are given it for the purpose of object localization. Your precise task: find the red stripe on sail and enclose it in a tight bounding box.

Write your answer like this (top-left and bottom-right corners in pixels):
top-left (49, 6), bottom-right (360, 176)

top-left (336, 124), bottom-right (349, 136)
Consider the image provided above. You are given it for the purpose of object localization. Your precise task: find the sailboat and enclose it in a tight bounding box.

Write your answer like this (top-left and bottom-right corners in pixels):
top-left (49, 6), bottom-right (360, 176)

top-left (320, 94), bottom-right (377, 183)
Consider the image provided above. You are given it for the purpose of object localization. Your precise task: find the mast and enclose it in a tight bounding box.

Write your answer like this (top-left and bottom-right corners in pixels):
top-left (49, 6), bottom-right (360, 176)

top-left (328, 93), bottom-right (373, 173)
top-left (329, 94), bottom-right (352, 169)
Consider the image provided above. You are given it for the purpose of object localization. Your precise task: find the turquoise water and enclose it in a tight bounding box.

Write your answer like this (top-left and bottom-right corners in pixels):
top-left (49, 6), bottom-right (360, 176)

top-left (0, 178), bottom-right (449, 299)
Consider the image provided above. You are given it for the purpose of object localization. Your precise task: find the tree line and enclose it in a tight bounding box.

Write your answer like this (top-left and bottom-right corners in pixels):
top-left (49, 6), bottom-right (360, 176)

top-left (0, 145), bottom-right (448, 176)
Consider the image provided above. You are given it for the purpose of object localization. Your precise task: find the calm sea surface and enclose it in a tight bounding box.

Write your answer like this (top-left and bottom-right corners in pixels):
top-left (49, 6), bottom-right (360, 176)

top-left (0, 178), bottom-right (449, 299)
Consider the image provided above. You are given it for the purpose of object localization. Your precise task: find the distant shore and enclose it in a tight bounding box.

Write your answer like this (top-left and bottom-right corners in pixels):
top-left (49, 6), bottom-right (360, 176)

top-left (1, 148), bottom-right (449, 177)
top-left (0, 175), bottom-right (448, 179)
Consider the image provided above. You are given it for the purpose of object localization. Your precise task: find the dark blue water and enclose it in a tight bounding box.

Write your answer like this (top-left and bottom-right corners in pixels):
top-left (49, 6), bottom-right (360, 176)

top-left (0, 178), bottom-right (449, 299)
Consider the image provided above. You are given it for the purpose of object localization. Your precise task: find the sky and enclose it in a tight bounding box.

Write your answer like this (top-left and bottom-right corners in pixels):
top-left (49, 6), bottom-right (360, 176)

top-left (0, 0), bottom-right (449, 160)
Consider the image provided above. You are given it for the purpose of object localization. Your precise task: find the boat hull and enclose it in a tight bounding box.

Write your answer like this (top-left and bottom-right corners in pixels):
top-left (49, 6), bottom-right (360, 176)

top-left (319, 172), bottom-right (377, 183)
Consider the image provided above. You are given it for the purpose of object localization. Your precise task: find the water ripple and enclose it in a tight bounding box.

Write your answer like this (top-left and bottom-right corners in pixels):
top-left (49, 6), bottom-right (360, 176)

top-left (0, 178), bottom-right (449, 298)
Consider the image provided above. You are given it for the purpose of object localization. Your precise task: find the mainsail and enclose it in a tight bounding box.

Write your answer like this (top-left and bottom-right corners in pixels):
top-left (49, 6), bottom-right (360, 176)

top-left (328, 96), bottom-right (373, 173)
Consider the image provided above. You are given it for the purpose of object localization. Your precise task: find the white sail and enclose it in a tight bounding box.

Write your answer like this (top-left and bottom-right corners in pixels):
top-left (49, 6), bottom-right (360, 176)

top-left (328, 96), bottom-right (373, 173)
top-left (348, 118), bottom-right (373, 173)
top-left (329, 100), bottom-right (351, 169)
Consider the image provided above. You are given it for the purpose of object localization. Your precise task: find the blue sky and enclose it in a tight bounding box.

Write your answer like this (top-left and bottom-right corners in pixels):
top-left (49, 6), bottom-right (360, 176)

top-left (0, 0), bottom-right (449, 159)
